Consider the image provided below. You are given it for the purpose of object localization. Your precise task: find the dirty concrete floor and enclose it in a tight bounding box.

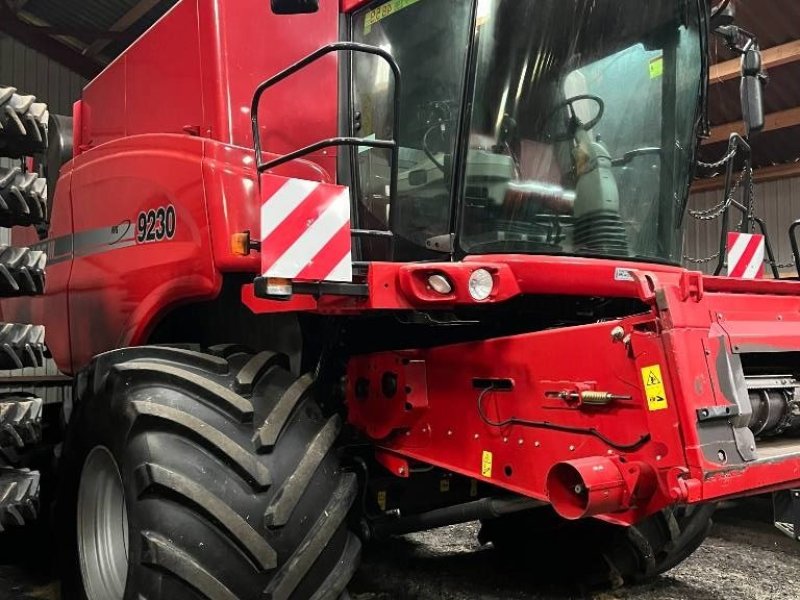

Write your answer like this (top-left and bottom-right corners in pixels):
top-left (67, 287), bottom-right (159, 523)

top-left (1, 501), bottom-right (798, 599)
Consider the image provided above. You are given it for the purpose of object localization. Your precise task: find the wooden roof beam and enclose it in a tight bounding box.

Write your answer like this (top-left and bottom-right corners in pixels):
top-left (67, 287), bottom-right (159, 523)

top-left (693, 161), bottom-right (800, 192)
top-left (0, 2), bottom-right (102, 78)
top-left (710, 39), bottom-right (800, 84)
top-left (703, 106), bottom-right (800, 145)
top-left (82, 0), bottom-right (165, 59)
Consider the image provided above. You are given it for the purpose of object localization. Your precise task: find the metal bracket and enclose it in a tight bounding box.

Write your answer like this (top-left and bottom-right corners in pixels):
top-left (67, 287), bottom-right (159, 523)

top-left (773, 489), bottom-right (800, 541)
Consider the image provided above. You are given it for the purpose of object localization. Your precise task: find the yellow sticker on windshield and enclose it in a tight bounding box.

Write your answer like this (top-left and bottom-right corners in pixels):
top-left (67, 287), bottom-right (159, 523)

top-left (650, 56), bottom-right (664, 79)
top-left (364, 0), bottom-right (422, 34)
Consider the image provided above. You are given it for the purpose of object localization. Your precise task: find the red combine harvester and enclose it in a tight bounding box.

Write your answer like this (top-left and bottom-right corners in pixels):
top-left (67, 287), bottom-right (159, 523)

top-left (1, 0), bottom-right (798, 598)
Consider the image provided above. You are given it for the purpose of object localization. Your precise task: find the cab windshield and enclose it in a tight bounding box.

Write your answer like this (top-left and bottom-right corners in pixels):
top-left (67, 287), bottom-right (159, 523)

top-left (351, 0), bottom-right (705, 264)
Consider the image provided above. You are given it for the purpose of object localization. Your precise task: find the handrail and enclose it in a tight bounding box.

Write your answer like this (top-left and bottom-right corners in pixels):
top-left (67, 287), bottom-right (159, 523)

top-left (789, 220), bottom-right (800, 274)
top-left (251, 42), bottom-right (402, 246)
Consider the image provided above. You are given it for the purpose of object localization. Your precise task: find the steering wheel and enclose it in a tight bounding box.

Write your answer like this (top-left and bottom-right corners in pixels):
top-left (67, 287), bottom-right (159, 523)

top-left (545, 94), bottom-right (605, 142)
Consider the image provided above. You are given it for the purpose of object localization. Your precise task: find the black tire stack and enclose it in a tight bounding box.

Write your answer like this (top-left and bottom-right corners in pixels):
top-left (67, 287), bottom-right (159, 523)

top-left (0, 84), bottom-right (49, 532)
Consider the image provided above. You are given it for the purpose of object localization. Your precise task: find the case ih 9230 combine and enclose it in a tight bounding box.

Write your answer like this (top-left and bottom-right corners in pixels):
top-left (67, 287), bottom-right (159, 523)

top-left (2, 0), bottom-right (800, 597)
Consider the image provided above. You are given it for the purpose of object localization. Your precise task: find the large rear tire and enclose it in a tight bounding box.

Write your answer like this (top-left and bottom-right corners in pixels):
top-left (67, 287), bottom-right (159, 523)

top-left (478, 503), bottom-right (714, 587)
top-left (58, 345), bottom-right (360, 600)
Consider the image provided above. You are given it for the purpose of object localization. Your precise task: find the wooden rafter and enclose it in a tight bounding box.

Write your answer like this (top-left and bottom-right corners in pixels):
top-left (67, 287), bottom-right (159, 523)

top-left (0, 2), bottom-right (102, 78)
top-left (710, 39), bottom-right (800, 84)
top-left (82, 0), bottom-right (165, 59)
top-left (693, 162), bottom-right (800, 192)
top-left (703, 106), bottom-right (800, 145)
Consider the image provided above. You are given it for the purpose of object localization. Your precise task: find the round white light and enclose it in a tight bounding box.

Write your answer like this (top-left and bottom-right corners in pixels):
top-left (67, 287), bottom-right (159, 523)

top-left (428, 274), bottom-right (453, 295)
top-left (468, 269), bottom-right (494, 301)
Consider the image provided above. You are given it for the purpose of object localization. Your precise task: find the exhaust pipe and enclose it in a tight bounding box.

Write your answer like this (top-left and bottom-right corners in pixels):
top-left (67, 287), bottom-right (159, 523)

top-left (546, 457), bottom-right (654, 520)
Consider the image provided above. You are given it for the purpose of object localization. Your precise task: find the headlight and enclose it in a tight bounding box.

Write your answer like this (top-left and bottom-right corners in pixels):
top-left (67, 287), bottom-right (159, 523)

top-left (468, 269), bottom-right (494, 301)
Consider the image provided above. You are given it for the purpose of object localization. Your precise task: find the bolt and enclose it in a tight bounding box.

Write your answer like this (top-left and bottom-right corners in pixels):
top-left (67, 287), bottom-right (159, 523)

top-left (750, 445), bottom-right (755, 452)
top-left (656, 455), bottom-right (662, 461)
top-left (779, 315), bottom-right (784, 321)
top-left (447, 430), bottom-right (453, 437)
top-left (574, 484), bottom-right (584, 494)
top-left (405, 431), bottom-right (411, 437)
top-left (474, 433), bottom-right (480, 440)
top-left (717, 313), bottom-right (724, 320)
top-left (398, 467), bottom-right (406, 475)
top-left (518, 439), bottom-right (524, 445)
top-left (611, 326), bottom-right (625, 342)
top-left (534, 441), bottom-right (541, 447)
top-left (569, 445), bottom-right (576, 451)
top-left (607, 449), bottom-right (613, 455)
top-left (503, 437), bottom-right (508, 443)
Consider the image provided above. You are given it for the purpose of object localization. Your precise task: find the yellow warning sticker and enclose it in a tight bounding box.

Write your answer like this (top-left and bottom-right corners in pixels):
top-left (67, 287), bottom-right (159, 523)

top-left (364, 0), bottom-right (421, 34)
top-left (649, 56), bottom-right (664, 79)
top-left (641, 364), bottom-right (669, 411)
top-left (377, 490), bottom-right (387, 511)
top-left (440, 478), bottom-right (450, 493)
top-left (481, 450), bottom-right (493, 478)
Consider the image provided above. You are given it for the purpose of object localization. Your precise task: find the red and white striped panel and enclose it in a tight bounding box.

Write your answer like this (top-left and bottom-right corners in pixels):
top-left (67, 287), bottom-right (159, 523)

top-left (260, 177), bottom-right (352, 282)
top-left (726, 232), bottom-right (764, 279)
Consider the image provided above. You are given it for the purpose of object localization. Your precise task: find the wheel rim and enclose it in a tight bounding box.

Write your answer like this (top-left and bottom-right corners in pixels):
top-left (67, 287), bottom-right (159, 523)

top-left (77, 446), bottom-right (129, 600)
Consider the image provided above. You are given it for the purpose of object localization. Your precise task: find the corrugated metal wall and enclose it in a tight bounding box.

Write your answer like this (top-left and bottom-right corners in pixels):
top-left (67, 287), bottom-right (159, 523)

top-left (685, 176), bottom-right (800, 276)
top-left (0, 33), bottom-right (86, 246)
top-left (0, 33), bottom-right (85, 115)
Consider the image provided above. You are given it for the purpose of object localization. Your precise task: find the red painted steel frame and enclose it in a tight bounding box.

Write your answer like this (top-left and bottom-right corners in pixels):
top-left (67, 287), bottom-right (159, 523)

top-left (246, 260), bottom-right (800, 523)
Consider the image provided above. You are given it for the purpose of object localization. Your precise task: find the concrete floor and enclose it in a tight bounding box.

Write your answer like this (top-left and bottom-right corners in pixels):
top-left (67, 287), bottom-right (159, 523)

top-left (1, 500), bottom-right (797, 599)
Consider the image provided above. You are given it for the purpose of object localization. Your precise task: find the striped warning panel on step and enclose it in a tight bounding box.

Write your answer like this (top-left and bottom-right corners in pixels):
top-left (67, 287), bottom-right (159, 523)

top-left (260, 177), bottom-right (352, 283)
top-left (726, 232), bottom-right (764, 279)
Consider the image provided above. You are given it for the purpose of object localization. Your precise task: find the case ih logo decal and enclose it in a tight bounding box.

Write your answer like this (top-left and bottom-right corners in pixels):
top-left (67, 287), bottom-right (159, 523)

top-left (260, 178), bottom-right (352, 283)
top-left (726, 232), bottom-right (764, 279)
top-left (136, 205), bottom-right (176, 244)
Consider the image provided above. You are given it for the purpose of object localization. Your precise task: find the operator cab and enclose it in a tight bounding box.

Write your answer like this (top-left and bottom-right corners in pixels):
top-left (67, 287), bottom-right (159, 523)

top-left (347, 0), bottom-right (705, 265)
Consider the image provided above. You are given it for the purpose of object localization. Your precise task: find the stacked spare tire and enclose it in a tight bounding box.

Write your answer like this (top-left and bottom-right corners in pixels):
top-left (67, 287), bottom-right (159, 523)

top-left (0, 85), bottom-right (50, 532)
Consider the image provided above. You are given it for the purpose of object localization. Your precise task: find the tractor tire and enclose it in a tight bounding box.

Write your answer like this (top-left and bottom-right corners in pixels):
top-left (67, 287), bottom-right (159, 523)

top-left (0, 322), bottom-right (46, 369)
top-left (0, 87), bottom-right (48, 158)
top-left (0, 246), bottom-right (46, 296)
top-left (0, 468), bottom-right (40, 532)
top-left (0, 166), bottom-right (47, 227)
top-left (58, 346), bottom-right (361, 600)
top-left (0, 394), bottom-right (43, 451)
top-left (478, 503), bottom-right (715, 587)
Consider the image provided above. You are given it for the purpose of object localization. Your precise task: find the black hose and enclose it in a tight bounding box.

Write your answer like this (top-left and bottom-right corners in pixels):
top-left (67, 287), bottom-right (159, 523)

top-left (476, 386), bottom-right (650, 452)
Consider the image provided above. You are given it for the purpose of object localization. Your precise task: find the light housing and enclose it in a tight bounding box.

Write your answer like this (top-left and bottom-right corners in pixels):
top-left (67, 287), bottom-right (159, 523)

top-left (427, 274), bottom-right (453, 295)
top-left (468, 268), bottom-right (494, 301)
top-left (264, 277), bottom-right (292, 298)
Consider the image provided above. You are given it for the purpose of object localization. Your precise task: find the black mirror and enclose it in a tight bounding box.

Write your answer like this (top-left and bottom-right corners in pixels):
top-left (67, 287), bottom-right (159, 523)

top-left (741, 47), bottom-right (765, 138)
top-left (270, 0), bottom-right (319, 14)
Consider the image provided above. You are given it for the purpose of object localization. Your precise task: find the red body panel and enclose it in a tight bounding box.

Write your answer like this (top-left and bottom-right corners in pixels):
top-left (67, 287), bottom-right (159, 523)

top-left (248, 259), bottom-right (800, 522)
top-left (67, 135), bottom-right (220, 371)
top-left (3, 0), bottom-right (342, 373)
